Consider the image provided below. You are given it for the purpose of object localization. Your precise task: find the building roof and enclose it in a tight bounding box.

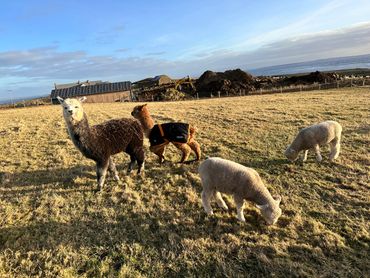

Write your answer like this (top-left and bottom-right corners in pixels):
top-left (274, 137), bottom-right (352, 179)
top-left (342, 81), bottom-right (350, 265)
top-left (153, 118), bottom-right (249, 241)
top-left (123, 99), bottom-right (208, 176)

top-left (50, 81), bottom-right (131, 99)
top-left (54, 80), bottom-right (106, 89)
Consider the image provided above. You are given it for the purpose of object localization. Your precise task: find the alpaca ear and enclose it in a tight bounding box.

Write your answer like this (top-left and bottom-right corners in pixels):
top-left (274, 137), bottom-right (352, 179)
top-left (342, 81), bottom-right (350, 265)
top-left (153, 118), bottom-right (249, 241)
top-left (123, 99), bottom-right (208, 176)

top-left (256, 203), bottom-right (269, 210)
top-left (139, 104), bottom-right (147, 111)
top-left (79, 96), bottom-right (87, 103)
top-left (56, 96), bottom-right (64, 103)
top-left (273, 195), bottom-right (282, 205)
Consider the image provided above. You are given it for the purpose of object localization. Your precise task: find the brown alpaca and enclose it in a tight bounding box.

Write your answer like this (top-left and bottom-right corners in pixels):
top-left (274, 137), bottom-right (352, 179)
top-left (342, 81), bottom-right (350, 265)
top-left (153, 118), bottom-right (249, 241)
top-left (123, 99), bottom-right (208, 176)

top-left (131, 104), bottom-right (201, 163)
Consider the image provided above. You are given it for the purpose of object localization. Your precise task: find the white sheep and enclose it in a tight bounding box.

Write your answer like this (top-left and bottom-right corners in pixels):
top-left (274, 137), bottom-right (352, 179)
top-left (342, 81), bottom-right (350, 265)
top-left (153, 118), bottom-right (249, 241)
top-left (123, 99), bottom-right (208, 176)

top-left (285, 120), bottom-right (342, 162)
top-left (198, 157), bottom-right (282, 225)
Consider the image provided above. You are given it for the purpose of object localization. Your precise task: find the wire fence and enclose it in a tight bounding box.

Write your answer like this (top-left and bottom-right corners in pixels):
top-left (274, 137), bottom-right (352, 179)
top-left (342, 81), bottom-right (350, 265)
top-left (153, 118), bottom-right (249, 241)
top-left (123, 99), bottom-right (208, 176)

top-left (197, 78), bottom-right (370, 99)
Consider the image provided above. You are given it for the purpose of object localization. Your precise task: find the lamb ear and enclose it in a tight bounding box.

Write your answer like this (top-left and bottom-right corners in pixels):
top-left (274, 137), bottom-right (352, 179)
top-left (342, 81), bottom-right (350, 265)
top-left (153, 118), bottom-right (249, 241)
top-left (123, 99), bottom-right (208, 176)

top-left (273, 195), bottom-right (282, 205)
top-left (56, 96), bottom-right (64, 103)
top-left (256, 203), bottom-right (269, 210)
top-left (79, 96), bottom-right (87, 103)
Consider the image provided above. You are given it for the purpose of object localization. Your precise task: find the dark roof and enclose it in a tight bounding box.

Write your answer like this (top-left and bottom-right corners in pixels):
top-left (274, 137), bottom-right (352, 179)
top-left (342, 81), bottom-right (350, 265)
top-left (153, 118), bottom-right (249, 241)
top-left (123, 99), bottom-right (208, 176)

top-left (50, 81), bottom-right (131, 99)
top-left (54, 80), bottom-right (105, 89)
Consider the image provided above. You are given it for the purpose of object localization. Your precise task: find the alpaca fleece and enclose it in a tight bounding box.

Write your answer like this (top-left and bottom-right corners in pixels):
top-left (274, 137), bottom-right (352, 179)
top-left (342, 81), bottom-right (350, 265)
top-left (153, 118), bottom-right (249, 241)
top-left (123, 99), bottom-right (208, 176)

top-left (67, 115), bottom-right (144, 161)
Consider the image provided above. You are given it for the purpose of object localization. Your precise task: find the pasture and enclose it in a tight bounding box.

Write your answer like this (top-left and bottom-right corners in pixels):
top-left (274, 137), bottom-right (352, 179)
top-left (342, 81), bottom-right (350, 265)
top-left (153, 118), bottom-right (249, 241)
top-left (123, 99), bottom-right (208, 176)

top-left (0, 88), bottom-right (369, 277)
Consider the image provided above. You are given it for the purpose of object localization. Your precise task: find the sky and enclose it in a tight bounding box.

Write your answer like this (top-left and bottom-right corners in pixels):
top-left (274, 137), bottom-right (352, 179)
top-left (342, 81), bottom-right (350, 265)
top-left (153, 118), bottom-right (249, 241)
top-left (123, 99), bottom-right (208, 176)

top-left (1, 0), bottom-right (370, 99)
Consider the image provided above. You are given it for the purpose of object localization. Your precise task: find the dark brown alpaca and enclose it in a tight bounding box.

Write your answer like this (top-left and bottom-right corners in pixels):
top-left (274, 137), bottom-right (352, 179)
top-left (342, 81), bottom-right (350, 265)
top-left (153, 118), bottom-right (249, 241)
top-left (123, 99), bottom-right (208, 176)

top-left (131, 104), bottom-right (201, 163)
top-left (57, 96), bottom-right (145, 191)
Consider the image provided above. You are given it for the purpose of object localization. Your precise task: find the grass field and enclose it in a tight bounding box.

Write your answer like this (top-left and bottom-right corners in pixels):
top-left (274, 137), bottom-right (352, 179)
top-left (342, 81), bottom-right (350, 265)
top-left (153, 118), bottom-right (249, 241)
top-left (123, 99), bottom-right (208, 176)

top-left (0, 88), bottom-right (369, 277)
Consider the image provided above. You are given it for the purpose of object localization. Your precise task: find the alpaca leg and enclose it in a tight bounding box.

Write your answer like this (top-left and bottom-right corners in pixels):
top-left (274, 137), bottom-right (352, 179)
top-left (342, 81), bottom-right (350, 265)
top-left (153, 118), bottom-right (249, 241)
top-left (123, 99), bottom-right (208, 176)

top-left (173, 142), bottom-right (191, 163)
top-left (313, 144), bottom-right (322, 162)
top-left (329, 138), bottom-right (341, 161)
top-left (108, 157), bottom-right (120, 181)
top-left (302, 150), bottom-right (308, 162)
top-left (127, 154), bottom-right (136, 174)
top-left (234, 195), bottom-right (245, 222)
top-left (150, 144), bottom-right (167, 163)
top-left (134, 147), bottom-right (145, 175)
top-left (201, 190), bottom-right (214, 215)
top-left (215, 192), bottom-right (228, 210)
top-left (188, 139), bottom-right (201, 161)
top-left (96, 159), bottom-right (109, 191)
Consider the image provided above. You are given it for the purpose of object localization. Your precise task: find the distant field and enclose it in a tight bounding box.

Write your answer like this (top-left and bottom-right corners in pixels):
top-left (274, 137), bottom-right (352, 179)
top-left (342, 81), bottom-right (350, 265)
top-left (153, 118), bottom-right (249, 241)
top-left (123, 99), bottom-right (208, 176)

top-left (0, 88), bottom-right (369, 277)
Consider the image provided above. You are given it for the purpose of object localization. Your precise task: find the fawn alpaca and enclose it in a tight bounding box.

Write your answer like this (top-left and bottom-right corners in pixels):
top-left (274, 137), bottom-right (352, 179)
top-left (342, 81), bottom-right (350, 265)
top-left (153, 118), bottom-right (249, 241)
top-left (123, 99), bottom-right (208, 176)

top-left (131, 104), bottom-right (201, 163)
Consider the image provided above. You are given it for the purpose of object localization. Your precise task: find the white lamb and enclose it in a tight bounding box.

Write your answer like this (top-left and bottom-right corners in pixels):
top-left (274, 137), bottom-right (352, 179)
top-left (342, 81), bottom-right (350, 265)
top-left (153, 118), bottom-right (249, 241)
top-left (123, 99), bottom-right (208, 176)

top-left (285, 120), bottom-right (342, 162)
top-left (198, 157), bottom-right (282, 225)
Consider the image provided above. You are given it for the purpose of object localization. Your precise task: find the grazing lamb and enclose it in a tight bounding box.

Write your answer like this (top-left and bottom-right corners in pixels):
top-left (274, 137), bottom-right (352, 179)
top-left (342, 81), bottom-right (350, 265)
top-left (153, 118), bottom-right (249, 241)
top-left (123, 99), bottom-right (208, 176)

top-left (131, 104), bottom-right (201, 163)
top-left (57, 96), bottom-right (145, 191)
top-left (285, 120), bottom-right (342, 162)
top-left (198, 157), bottom-right (282, 225)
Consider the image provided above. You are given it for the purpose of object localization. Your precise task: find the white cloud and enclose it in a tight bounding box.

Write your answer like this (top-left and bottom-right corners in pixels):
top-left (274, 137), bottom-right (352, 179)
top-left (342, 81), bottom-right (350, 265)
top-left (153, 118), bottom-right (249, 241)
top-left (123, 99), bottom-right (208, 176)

top-left (1, 22), bottom-right (370, 98)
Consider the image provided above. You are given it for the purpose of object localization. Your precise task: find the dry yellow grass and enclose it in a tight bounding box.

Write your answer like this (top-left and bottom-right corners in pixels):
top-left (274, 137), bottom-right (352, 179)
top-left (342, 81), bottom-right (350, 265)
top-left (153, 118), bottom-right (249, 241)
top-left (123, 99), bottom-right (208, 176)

top-left (0, 88), bottom-right (369, 277)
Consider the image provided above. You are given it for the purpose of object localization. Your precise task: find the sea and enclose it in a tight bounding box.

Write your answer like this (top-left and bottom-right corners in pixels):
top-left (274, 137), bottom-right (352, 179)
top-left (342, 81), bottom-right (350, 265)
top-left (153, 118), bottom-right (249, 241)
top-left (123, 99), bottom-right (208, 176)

top-left (249, 54), bottom-right (370, 76)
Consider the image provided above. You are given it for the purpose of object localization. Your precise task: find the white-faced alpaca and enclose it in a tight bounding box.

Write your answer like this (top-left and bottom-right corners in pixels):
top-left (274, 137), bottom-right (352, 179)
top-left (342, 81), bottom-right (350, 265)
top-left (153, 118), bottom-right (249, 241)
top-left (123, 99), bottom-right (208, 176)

top-left (57, 96), bottom-right (145, 190)
top-left (198, 157), bottom-right (282, 225)
top-left (285, 120), bottom-right (342, 162)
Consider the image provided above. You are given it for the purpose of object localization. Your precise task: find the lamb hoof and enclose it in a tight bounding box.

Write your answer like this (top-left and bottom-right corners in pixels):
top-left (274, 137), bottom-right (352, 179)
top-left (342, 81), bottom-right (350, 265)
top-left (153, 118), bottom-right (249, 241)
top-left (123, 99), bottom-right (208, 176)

top-left (206, 211), bottom-right (214, 216)
top-left (238, 217), bottom-right (246, 223)
top-left (316, 156), bottom-right (323, 162)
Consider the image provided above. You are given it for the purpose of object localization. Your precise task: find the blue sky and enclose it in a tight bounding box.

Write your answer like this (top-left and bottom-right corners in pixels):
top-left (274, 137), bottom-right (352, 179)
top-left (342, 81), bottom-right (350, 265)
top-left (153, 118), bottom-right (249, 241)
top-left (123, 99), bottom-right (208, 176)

top-left (1, 0), bottom-right (370, 99)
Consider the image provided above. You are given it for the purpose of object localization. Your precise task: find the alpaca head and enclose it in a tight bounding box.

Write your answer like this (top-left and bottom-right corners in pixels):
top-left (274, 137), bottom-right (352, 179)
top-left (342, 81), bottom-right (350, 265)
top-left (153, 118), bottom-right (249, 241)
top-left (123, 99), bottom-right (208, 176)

top-left (57, 96), bottom-right (86, 123)
top-left (131, 104), bottom-right (148, 119)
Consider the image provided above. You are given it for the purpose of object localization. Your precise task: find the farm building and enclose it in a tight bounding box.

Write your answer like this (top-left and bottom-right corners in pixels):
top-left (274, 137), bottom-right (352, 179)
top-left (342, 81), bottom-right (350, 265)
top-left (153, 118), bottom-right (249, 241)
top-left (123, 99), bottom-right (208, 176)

top-left (50, 80), bottom-right (132, 104)
top-left (133, 75), bottom-right (173, 88)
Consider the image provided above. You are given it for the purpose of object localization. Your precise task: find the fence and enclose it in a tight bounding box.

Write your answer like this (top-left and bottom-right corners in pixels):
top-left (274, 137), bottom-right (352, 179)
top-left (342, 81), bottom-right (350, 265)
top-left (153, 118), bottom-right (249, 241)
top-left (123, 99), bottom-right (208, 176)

top-left (197, 78), bottom-right (370, 99)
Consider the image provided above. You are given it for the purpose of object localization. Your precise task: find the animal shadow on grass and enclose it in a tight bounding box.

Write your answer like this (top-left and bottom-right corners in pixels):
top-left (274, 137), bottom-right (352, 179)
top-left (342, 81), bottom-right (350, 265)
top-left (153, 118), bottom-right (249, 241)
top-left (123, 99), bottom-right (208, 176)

top-left (0, 166), bottom-right (107, 195)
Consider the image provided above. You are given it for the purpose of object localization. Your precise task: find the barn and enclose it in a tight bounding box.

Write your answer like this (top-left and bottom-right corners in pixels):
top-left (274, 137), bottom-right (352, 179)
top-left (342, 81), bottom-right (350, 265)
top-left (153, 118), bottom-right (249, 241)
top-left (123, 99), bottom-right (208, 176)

top-left (50, 80), bottom-right (132, 104)
top-left (133, 75), bottom-right (173, 88)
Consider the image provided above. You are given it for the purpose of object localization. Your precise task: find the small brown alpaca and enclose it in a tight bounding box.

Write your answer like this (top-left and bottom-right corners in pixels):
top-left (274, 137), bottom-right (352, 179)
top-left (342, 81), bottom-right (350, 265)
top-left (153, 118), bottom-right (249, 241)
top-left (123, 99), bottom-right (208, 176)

top-left (131, 104), bottom-right (201, 163)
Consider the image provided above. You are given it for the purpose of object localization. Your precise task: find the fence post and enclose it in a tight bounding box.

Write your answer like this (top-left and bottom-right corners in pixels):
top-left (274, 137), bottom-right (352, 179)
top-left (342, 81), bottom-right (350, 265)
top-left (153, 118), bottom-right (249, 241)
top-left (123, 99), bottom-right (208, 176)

top-left (260, 88), bottom-right (262, 94)
top-left (363, 79), bottom-right (365, 86)
top-left (337, 81), bottom-right (339, 89)
top-left (218, 91), bottom-right (221, 98)
top-left (350, 79), bottom-right (353, 87)
top-left (318, 84), bottom-right (321, 90)
top-left (280, 86), bottom-right (282, 93)
top-left (196, 93), bottom-right (199, 100)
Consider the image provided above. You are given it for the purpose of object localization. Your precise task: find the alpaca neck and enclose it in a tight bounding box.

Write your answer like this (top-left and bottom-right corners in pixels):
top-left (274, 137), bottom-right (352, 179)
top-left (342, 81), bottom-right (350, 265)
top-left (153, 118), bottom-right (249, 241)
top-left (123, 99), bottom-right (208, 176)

top-left (66, 113), bottom-right (92, 151)
top-left (138, 113), bottom-right (155, 138)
